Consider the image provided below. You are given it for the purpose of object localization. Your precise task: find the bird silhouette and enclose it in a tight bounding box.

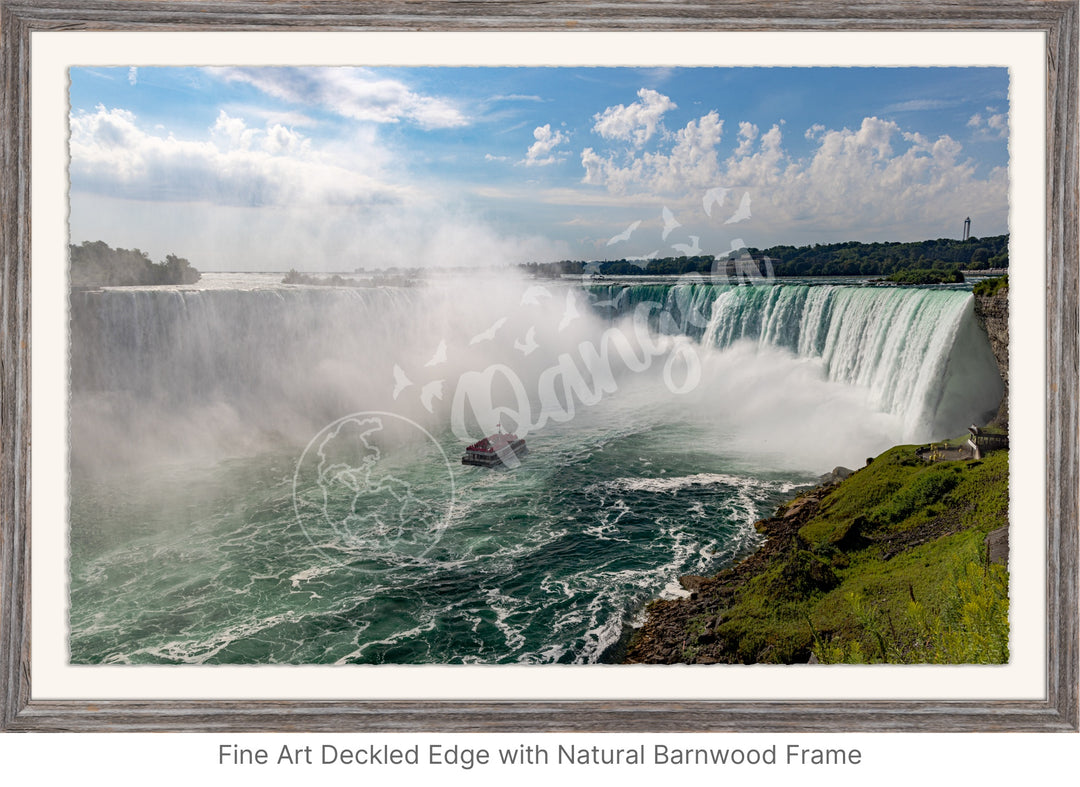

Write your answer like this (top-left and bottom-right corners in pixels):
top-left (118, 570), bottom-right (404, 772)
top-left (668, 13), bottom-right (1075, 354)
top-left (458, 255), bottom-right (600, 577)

top-left (424, 339), bottom-right (447, 367)
top-left (420, 379), bottom-right (444, 412)
top-left (703, 186), bottom-right (732, 217)
top-left (469, 317), bottom-right (507, 344)
top-left (520, 284), bottom-right (552, 306)
top-left (607, 220), bottom-right (641, 246)
top-left (672, 236), bottom-right (702, 256)
top-left (661, 206), bottom-right (682, 240)
top-left (725, 192), bottom-right (752, 224)
top-left (392, 365), bottom-right (413, 399)
top-left (513, 326), bottom-right (539, 355)
top-left (558, 290), bottom-right (580, 331)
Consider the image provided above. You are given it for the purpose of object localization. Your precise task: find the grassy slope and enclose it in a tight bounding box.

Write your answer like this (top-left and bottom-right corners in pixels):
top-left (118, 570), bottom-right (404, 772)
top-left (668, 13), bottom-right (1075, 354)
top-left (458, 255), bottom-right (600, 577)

top-left (642, 443), bottom-right (1009, 664)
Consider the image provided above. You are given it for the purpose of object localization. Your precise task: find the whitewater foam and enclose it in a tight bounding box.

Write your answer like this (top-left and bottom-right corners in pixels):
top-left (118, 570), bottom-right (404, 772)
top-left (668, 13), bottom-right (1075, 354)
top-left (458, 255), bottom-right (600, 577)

top-left (68, 276), bottom-right (1006, 666)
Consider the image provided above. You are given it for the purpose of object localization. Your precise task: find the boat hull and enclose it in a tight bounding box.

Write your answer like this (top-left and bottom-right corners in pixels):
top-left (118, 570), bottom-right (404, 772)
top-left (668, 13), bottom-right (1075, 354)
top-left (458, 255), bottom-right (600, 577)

top-left (461, 439), bottom-right (529, 468)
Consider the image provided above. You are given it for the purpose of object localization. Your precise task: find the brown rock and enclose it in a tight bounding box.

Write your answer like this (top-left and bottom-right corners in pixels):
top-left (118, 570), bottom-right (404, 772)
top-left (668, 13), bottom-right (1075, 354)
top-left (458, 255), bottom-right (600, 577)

top-left (974, 287), bottom-right (1009, 426)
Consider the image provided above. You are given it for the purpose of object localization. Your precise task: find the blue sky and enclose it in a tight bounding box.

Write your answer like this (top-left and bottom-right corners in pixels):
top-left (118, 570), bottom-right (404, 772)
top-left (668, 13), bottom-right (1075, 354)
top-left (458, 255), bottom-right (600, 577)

top-left (68, 66), bottom-right (1010, 271)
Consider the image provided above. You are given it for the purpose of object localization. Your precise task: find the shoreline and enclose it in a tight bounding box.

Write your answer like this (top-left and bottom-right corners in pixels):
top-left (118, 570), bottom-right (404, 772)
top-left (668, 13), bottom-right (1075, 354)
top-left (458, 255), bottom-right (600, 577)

top-left (619, 439), bottom-right (1009, 665)
top-left (619, 284), bottom-right (1010, 665)
top-left (619, 468), bottom-right (846, 665)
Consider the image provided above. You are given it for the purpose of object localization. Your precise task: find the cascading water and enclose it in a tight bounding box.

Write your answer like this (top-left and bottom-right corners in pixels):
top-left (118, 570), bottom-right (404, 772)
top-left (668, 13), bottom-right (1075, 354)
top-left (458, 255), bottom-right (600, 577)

top-left (587, 281), bottom-right (1003, 442)
top-left (68, 274), bottom-right (1004, 665)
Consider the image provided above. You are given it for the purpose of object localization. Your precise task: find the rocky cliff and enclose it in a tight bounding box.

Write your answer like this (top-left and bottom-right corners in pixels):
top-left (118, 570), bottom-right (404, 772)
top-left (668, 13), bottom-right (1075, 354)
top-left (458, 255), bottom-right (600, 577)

top-left (973, 284), bottom-right (1009, 427)
top-left (621, 444), bottom-right (1011, 665)
top-left (621, 283), bottom-right (1013, 665)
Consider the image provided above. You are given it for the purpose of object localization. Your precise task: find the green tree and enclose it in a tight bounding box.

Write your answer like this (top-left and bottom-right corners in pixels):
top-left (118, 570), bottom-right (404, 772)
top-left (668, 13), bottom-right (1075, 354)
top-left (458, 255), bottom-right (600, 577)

top-left (163, 254), bottom-right (201, 284)
top-left (70, 241), bottom-right (201, 287)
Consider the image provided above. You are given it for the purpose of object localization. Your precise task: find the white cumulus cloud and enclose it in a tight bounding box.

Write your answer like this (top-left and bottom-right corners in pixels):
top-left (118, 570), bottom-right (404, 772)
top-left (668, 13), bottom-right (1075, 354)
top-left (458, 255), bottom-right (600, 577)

top-left (70, 105), bottom-right (403, 208)
top-left (591, 88), bottom-right (676, 147)
top-left (579, 110), bottom-right (1006, 239)
top-left (734, 122), bottom-right (759, 157)
top-left (967, 109), bottom-right (1009, 140)
top-left (582, 111), bottom-right (723, 195)
top-left (521, 124), bottom-right (569, 167)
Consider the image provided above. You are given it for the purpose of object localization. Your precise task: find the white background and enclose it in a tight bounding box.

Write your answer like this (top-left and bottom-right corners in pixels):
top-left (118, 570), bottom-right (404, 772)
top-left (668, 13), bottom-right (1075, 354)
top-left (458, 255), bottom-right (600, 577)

top-left (8, 28), bottom-right (1075, 773)
top-left (2, 732), bottom-right (1078, 784)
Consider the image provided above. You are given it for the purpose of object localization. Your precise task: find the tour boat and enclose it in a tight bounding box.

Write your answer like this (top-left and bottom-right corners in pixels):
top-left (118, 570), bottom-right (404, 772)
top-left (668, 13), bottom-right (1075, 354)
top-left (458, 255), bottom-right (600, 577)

top-left (461, 428), bottom-right (529, 468)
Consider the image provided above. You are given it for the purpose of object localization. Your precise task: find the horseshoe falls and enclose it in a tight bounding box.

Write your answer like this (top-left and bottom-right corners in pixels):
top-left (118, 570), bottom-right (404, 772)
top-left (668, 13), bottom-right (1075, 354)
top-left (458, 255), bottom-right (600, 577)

top-left (589, 281), bottom-right (1003, 444)
top-left (68, 275), bottom-right (1003, 665)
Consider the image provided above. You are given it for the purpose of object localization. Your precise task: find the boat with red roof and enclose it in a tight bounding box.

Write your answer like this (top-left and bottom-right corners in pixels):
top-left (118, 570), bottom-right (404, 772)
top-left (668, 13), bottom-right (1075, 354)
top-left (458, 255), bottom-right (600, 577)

top-left (461, 426), bottom-right (529, 468)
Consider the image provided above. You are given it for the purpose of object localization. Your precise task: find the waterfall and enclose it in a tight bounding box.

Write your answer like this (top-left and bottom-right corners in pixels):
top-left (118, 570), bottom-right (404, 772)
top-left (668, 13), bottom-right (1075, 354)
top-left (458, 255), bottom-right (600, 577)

top-left (69, 279), bottom-right (612, 468)
top-left (70, 277), bottom-right (1004, 471)
top-left (588, 281), bottom-right (1004, 442)
top-left (70, 284), bottom-right (462, 469)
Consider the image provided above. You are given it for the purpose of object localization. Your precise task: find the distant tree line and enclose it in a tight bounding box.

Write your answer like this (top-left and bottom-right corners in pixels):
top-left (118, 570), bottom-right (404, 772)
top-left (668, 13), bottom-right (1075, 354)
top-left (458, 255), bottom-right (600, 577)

top-left (884, 268), bottom-right (966, 285)
top-left (282, 269), bottom-right (419, 288)
top-left (518, 260), bottom-right (587, 278)
top-left (520, 235), bottom-right (1008, 279)
top-left (70, 240), bottom-right (201, 287)
top-left (282, 269), bottom-right (357, 286)
top-left (745, 235), bottom-right (1008, 277)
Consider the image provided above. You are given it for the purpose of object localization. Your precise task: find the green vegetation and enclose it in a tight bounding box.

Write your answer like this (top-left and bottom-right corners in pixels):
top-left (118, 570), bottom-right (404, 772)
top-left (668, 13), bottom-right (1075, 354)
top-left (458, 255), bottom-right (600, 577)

top-left (519, 260), bottom-right (587, 278)
top-left (283, 270), bottom-right (360, 286)
top-left (70, 240), bottom-right (200, 287)
top-left (282, 269), bottom-right (418, 287)
top-left (884, 268), bottom-right (964, 285)
top-left (973, 273), bottom-right (1009, 297)
top-left (811, 561), bottom-right (1009, 664)
top-left (659, 443), bottom-right (1009, 664)
top-left (748, 235), bottom-right (1007, 277)
top-left (521, 235), bottom-right (1008, 280)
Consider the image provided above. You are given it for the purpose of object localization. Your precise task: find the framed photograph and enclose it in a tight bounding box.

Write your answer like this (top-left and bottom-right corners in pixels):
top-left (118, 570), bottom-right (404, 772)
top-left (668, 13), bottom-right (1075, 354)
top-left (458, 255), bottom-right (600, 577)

top-left (2, 1), bottom-right (1076, 732)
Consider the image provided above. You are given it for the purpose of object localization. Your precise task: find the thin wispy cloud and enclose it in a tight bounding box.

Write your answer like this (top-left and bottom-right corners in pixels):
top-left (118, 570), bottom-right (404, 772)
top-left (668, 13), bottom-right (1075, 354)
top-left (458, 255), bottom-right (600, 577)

top-left (881, 98), bottom-right (957, 113)
top-left (208, 67), bottom-right (469, 129)
top-left (222, 104), bottom-right (318, 128)
top-left (489, 94), bottom-right (547, 103)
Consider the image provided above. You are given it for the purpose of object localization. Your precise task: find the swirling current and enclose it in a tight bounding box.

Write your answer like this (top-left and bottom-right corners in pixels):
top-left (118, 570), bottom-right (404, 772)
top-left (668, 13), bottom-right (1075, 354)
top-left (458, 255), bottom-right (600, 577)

top-left (68, 274), bottom-right (1002, 664)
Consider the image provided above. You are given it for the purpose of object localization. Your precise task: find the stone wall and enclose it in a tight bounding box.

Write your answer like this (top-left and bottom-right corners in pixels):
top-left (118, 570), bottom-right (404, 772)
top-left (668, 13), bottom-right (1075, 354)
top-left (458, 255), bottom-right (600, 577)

top-left (973, 286), bottom-right (1009, 427)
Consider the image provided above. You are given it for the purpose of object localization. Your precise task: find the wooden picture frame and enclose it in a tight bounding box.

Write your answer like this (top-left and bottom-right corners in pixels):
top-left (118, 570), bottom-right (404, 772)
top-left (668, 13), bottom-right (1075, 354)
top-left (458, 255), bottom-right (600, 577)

top-left (1, 0), bottom-right (1076, 732)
